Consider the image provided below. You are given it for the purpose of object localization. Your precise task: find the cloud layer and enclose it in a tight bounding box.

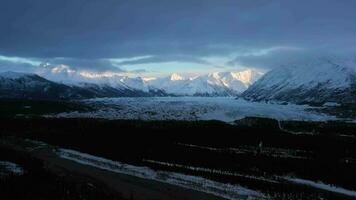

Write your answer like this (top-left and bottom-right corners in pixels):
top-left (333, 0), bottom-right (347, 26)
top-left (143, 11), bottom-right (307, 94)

top-left (1, 0), bottom-right (356, 74)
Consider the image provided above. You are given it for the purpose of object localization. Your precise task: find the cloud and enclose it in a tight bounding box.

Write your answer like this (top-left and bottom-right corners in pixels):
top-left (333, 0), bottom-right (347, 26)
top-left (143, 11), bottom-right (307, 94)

top-left (42, 58), bottom-right (124, 72)
top-left (0, 54), bottom-right (125, 74)
top-left (0, 60), bottom-right (36, 73)
top-left (227, 47), bottom-right (305, 69)
top-left (0, 55), bottom-right (39, 73)
top-left (227, 47), bottom-right (356, 71)
top-left (115, 55), bottom-right (211, 66)
top-left (1, 0), bottom-right (356, 59)
top-left (128, 69), bottom-right (148, 73)
top-left (0, 0), bottom-right (356, 74)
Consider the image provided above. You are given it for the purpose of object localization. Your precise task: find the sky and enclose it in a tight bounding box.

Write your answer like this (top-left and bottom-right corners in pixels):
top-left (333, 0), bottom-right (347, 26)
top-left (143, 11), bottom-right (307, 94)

top-left (1, 0), bottom-right (356, 77)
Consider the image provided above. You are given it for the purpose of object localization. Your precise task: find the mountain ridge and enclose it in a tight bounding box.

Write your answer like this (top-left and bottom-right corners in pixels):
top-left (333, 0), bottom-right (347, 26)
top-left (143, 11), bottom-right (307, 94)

top-left (148, 69), bottom-right (263, 96)
top-left (0, 72), bottom-right (162, 99)
top-left (242, 57), bottom-right (356, 105)
top-left (37, 65), bottom-right (263, 97)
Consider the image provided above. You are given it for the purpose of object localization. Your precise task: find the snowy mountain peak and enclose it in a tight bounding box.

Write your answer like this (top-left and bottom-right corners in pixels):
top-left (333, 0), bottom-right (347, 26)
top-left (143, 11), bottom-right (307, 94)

top-left (148, 69), bottom-right (263, 96)
top-left (170, 73), bottom-right (184, 81)
top-left (37, 63), bottom-right (79, 84)
top-left (50, 64), bottom-right (76, 75)
top-left (207, 70), bottom-right (263, 88)
top-left (231, 69), bottom-right (263, 86)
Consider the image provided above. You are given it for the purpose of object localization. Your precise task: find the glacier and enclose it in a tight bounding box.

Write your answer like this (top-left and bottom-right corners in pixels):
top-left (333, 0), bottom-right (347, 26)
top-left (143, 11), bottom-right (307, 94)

top-left (49, 97), bottom-right (335, 122)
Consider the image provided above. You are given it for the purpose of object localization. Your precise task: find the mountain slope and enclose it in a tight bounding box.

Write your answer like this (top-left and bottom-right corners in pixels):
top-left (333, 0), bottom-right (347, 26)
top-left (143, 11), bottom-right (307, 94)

top-left (0, 72), bottom-right (94, 99)
top-left (242, 57), bottom-right (356, 104)
top-left (0, 72), bottom-right (161, 99)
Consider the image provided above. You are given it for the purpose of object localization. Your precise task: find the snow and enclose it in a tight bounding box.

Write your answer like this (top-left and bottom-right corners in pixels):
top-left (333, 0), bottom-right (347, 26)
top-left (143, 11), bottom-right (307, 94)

top-left (258, 57), bottom-right (355, 89)
top-left (323, 102), bottom-right (341, 107)
top-left (37, 64), bottom-right (263, 96)
top-left (0, 161), bottom-right (24, 176)
top-left (148, 69), bottom-right (263, 95)
top-left (57, 148), bottom-right (265, 200)
top-left (117, 76), bottom-right (151, 92)
top-left (284, 177), bottom-right (356, 197)
top-left (243, 57), bottom-right (356, 103)
top-left (49, 97), bottom-right (335, 122)
top-left (0, 71), bottom-right (30, 79)
top-left (169, 73), bottom-right (185, 81)
top-left (212, 70), bottom-right (262, 88)
top-left (0, 71), bottom-right (53, 90)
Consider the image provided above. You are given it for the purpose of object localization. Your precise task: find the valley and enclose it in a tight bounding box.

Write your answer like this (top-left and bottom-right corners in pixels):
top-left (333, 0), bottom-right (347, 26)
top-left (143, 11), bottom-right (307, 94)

top-left (2, 1), bottom-right (356, 199)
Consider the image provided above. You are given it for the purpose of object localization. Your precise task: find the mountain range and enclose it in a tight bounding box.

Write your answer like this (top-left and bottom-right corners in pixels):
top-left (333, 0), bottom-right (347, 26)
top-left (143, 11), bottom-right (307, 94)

top-left (0, 68), bottom-right (262, 99)
top-left (1, 57), bottom-right (355, 105)
top-left (37, 64), bottom-right (262, 97)
top-left (148, 70), bottom-right (262, 96)
top-left (0, 71), bottom-right (156, 99)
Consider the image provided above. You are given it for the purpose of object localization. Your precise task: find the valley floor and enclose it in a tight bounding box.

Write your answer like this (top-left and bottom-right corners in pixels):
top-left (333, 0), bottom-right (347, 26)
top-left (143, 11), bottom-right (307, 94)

top-left (48, 97), bottom-right (338, 122)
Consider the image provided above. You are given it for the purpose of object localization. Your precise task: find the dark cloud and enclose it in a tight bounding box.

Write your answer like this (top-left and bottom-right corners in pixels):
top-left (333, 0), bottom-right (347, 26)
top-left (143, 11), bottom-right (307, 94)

top-left (228, 48), bottom-right (356, 70)
top-left (227, 48), bottom-right (306, 69)
top-left (0, 0), bottom-right (356, 71)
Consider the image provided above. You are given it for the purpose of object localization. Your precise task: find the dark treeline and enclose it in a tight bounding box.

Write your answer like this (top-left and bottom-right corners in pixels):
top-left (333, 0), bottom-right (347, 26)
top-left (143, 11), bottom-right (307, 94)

top-left (0, 98), bottom-right (92, 118)
top-left (0, 118), bottom-right (356, 199)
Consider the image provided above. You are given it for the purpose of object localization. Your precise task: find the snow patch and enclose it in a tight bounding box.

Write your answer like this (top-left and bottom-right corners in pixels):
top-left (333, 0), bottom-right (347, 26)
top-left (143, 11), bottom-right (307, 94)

top-left (284, 177), bottom-right (356, 197)
top-left (57, 148), bottom-right (265, 200)
top-left (0, 71), bottom-right (30, 79)
top-left (0, 161), bottom-right (24, 176)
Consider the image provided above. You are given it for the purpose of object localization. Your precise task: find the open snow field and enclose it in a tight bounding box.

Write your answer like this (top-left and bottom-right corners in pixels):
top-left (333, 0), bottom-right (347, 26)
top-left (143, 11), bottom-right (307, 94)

top-left (51, 97), bottom-right (335, 122)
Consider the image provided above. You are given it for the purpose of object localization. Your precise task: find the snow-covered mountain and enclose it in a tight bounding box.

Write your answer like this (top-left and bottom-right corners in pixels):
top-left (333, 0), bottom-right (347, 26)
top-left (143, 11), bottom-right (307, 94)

top-left (0, 71), bottom-right (160, 99)
top-left (242, 57), bottom-right (356, 105)
top-left (38, 64), bottom-right (262, 97)
top-left (37, 64), bottom-right (166, 96)
top-left (0, 71), bottom-right (91, 99)
top-left (148, 70), bottom-right (262, 96)
top-left (3, 57), bottom-right (355, 103)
